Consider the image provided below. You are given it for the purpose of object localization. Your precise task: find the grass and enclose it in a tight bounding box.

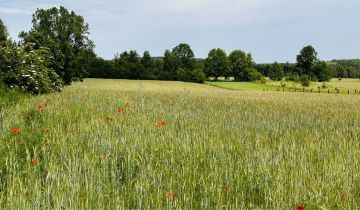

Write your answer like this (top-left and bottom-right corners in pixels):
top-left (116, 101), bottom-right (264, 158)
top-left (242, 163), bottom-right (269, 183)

top-left (208, 78), bottom-right (360, 94)
top-left (206, 81), bottom-right (276, 91)
top-left (1, 78), bottom-right (360, 209)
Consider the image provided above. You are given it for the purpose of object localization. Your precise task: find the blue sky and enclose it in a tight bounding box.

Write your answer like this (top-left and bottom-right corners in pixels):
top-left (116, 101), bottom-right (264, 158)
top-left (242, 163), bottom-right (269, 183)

top-left (1, 0), bottom-right (359, 63)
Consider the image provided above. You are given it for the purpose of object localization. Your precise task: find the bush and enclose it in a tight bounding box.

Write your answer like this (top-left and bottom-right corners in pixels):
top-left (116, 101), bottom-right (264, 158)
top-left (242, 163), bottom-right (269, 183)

top-left (175, 68), bottom-right (206, 83)
top-left (322, 82), bottom-right (328, 89)
top-left (260, 77), bottom-right (267, 84)
top-left (0, 42), bottom-right (63, 94)
top-left (247, 68), bottom-right (262, 81)
top-left (286, 74), bottom-right (300, 83)
top-left (300, 75), bottom-right (310, 87)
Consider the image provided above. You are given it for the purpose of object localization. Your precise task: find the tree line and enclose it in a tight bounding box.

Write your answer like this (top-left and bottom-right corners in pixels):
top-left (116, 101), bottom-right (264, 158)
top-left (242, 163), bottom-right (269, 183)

top-left (1, 6), bottom-right (360, 94)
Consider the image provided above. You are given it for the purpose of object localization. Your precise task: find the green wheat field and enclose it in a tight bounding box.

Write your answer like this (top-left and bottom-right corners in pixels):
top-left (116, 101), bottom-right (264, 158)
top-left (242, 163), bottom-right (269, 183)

top-left (1, 79), bottom-right (360, 209)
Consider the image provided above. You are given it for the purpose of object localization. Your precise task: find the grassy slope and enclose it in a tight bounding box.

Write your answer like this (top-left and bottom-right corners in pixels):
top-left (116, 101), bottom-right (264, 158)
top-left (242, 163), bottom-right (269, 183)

top-left (1, 78), bottom-right (360, 209)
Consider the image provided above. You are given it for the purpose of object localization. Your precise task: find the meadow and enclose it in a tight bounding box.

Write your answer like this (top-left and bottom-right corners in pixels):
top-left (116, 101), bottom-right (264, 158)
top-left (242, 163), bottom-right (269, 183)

top-left (208, 78), bottom-right (360, 94)
top-left (1, 78), bottom-right (360, 209)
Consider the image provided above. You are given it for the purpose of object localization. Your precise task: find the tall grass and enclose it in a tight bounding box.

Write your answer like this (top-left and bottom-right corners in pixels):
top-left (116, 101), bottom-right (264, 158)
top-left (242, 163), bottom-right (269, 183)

top-left (0, 79), bottom-right (360, 209)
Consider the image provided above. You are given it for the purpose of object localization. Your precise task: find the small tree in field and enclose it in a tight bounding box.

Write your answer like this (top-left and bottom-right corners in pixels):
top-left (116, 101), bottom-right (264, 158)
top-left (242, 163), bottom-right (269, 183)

top-left (296, 45), bottom-right (318, 80)
top-left (269, 62), bottom-right (284, 81)
top-left (204, 48), bottom-right (229, 81)
top-left (228, 50), bottom-right (255, 81)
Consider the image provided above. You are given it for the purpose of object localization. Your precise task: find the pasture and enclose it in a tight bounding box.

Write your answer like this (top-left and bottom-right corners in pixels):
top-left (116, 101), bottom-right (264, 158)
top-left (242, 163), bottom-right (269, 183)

top-left (208, 78), bottom-right (360, 94)
top-left (1, 78), bottom-right (360, 209)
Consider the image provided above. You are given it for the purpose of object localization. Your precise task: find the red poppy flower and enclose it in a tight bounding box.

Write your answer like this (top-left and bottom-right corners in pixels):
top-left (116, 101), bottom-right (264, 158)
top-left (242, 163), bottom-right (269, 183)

top-left (296, 204), bottom-right (305, 210)
top-left (44, 103), bottom-right (48, 107)
top-left (167, 191), bottom-right (172, 197)
top-left (116, 109), bottom-right (126, 115)
top-left (157, 121), bottom-right (168, 127)
top-left (44, 128), bottom-right (50, 133)
top-left (11, 128), bottom-right (21, 134)
top-left (172, 195), bottom-right (177, 202)
top-left (38, 106), bottom-right (44, 113)
top-left (31, 157), bottom-right (38, 165)
top-left (18, 142), bottom-right (26, 145)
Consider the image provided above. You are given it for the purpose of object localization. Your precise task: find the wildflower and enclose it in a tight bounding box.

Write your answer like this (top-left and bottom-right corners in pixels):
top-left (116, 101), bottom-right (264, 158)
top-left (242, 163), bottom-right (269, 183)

top-left (296, 204), bottom-right (305, 210)
top-left (173, 195), bottom-right (177, 202)
top-left (11, 128), bottom-right (21, 134)
top-left (157, 121), bottom-right (168, 127)
top-left (167, 191), bottom-right (172, 197)
top-left (38, 105), bottom-right (44, 112)
top-left (44, 128), bottom-right (50, 133)
top-left (31, 157), bottom-right (38, 165)
top-left (116, 109), bottom-right (126, 115)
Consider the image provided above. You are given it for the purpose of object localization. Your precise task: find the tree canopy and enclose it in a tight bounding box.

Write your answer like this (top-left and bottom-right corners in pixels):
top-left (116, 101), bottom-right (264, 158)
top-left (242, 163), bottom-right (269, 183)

top-left (19, 6), bottom-right (95, 85)
top-left (296, 45), bottom-right (318, 80)
top-left (204, 48), bottom-right (229, 81)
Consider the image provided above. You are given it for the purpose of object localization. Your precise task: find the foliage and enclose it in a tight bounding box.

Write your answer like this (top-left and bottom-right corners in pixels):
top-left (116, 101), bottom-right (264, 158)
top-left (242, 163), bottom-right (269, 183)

top-left (228, 50), bottom-right (255, 81)
top-left (19, 6), bottom-right (95, 85)
top-left (268, 62), bottom-right (284, 81)
top-left (204, 48), bottom-right (229, 81)
top-left (247, 68), bottom-right (262, 81)
top-left (0, 18), bottom-right (8, 44)
top-left (296, 45), bottom-right (318, 80)
top-left (171, 43), bottom-right (196, 70)
top-left (312, 61), bottom-right (334, 82)
top-left (0, 42), bottom-right (63, 94)
top-left (300, 75), bottom-right (310, 87)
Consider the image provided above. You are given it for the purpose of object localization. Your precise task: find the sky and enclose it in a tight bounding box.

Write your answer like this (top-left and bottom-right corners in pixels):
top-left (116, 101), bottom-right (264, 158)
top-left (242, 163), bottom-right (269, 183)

top-left (0, 0), bottom-right (359, 63)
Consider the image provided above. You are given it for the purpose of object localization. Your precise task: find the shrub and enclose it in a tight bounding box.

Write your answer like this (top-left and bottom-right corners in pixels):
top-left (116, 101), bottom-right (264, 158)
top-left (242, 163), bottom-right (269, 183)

top-left (247, 68), bottom-right (262, 81)
top-left (300, 75), bottom-right (310, 87)
top-left (0, 43), bottom-right (63, 94)
top-left (322, 82), bottom-right (328, 89)
top-left (260, 77), bottom-right (267, 84)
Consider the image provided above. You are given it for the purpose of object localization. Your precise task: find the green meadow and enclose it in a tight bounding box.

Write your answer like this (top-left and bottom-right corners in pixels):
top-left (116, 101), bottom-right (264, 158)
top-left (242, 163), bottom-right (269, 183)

top-left (1, 79), bottom-right (360, 209)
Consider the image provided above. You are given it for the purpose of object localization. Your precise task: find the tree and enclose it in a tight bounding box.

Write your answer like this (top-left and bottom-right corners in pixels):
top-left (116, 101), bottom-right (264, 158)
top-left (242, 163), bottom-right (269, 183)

top-left (269, 62), bottom-right (284, 81)
top-left (0, 18), bottom-right (8, 43)
top-left (312, 61), bottom-right (333, 82)
top-left (204, 48), bottom-right (229, 81)
top-left (228, 50), bottom-right (255, 81)
top-left (19, 6), bottom-right (94, 85)
top-left (163, 49), bottom-right (176, 73)
top-left (172, 43), bottom-right (195, 70)
top-left (296, 45), bottom-right (318, 80)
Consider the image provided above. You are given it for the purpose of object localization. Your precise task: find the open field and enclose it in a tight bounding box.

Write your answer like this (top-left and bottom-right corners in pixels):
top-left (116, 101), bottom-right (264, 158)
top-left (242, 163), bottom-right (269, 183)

top-left (208, 78), bottom-right (360, 94)
top-left (1, 78), bottom-right (360, 209)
